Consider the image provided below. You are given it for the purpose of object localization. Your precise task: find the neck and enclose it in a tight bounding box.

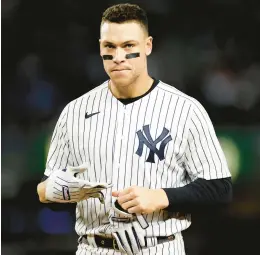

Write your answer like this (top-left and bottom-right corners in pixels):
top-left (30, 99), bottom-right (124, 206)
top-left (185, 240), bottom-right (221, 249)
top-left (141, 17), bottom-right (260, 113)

top-left (109, 73), bottom-right (154, 99)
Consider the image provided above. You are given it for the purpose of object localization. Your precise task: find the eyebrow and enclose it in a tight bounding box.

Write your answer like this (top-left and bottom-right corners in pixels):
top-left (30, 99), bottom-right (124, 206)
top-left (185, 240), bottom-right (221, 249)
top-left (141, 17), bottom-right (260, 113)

top-left (102, 40), bottom-right (138, 45)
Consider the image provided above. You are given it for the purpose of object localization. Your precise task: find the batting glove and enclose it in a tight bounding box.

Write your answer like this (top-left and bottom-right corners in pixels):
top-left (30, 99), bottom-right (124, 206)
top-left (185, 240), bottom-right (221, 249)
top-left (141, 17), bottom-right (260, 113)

top-left (112, 221), bottom-right (146, 255)
top-left (112, 200), bottom-right (149, 229)
top-left (109, 200), bottom-right (149, 255)
top-left (45, 164), bottom-right (112, 203)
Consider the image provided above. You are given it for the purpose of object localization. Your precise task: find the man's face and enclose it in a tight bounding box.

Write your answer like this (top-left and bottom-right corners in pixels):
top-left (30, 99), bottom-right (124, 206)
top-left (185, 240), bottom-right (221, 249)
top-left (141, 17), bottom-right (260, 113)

top-left (100, 21), bottom-right (152, 86)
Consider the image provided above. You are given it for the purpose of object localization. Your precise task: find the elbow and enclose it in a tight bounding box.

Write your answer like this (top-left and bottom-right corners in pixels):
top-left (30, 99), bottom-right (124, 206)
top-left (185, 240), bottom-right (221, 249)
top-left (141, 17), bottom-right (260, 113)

top-left (207, 177), bottom-right (233, 206)
top-left (219, 178), bottom-right (233, 205)
top-left (225, 177), bottom-right (233, 203)
top-left (225, 184), bottom-right (233, 204)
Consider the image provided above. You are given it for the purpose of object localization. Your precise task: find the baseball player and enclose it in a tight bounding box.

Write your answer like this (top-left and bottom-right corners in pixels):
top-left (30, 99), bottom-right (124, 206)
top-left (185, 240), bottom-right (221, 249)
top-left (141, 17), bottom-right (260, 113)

top-left (37, 3), bottom-right (232, 255)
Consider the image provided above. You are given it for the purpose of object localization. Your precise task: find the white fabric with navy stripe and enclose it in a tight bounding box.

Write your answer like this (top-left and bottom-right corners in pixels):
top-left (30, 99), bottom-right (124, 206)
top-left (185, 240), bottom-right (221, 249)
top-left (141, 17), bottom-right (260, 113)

top-left (45, 79), bottom-right (231, 254)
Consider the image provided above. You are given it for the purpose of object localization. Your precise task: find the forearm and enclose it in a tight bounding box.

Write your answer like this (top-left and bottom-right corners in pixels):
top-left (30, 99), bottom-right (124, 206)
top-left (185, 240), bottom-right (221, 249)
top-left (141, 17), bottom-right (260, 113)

top-left (162, 177), bottom-right (232, 213)
top-left (112, 179), bottom-right (232, 215)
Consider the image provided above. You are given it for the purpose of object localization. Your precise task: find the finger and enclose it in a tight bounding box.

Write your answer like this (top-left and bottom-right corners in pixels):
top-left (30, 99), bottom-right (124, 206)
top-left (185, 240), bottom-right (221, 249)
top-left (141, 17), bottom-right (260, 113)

top-left (112, 190), bottom-right (120, 197)
top-left (78, 190), bottom-right (90, 201)
top-left (112, 232), bottom-right (130, 255)
top-left (105, 183), bottom-right (113, 189)
top-left (132, 226), bottom-right (141, 249)
top-left (96, 191), bottom-right (105, 204)
top-left (77, 179), bottom-right (92, 188)
top-left (121, 199), bottom-right (138, 211)
top-left (82, 193), bottom-right (90, 200)
top-left (81, 181), bottom-right (113, 189)
top-left (94, 182), bottom-right (113, 189)
top-left (82, 187), bottom-right (108, 193)
top-left (116, 231), bottom-right (134, 255)
top-left (67, 163), bottom-right (88, 175)
top-left (133, 222), bottom-right (146, 247)
top-left (125, 231), bottom-right (139, 254)
top-left (118, 192), bottom-right (134, 204)
top-left (128, 205), bottom-right (143, 214)
top-left (126, 227), bottom-right (141, 254)
top-left (136, 214), bottom-right (149, 229)
top-left (70, 163), bottom-right (88, 171)
top-left (112, 200), bottom-right (133, 218)
top-left (116, 187), bottom-right (133, 197)
top-left (81, 188), bottom-right (97, 194)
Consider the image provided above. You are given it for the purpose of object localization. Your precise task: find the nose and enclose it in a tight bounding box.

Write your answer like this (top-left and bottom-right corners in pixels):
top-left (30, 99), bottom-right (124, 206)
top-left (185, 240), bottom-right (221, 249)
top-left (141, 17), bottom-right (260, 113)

top-left (113, 48), bottom-right (126, 64)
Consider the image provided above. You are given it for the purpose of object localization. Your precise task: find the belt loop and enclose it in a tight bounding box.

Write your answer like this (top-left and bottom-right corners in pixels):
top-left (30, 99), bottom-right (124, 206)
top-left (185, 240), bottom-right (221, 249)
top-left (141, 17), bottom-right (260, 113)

top-left (87, 235), bottom-right (97, 248)
top-left (78, 236), bottom-right (83, 244)
top-left (145, 237), bottom-right (158, 248)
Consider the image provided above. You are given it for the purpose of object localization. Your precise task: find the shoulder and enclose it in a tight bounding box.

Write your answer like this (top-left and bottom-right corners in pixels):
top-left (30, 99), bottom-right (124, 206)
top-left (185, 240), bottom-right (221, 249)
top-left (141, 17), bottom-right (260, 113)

top-left (70, 80), bottom-right (109, 106)
top-left (157, 80), bottom-right (208, 115)
top-left (55, 81), bottom-right (109, 120)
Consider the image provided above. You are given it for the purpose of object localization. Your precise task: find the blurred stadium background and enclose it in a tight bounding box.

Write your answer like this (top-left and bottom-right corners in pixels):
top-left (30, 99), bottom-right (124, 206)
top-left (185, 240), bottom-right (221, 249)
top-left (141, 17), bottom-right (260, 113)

top-left (2, 0), bottom-right (260, 254)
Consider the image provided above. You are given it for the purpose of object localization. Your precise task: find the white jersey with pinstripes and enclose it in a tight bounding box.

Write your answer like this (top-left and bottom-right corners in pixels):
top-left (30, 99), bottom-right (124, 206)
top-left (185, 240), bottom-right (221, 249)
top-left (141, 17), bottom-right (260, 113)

top-left (44, 79), bottom-right (231, 246)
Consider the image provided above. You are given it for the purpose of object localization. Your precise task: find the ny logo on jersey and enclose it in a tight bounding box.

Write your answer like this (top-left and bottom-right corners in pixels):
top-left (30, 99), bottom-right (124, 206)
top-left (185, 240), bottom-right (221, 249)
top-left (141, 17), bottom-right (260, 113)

top-left (136, 125), bottom-right (172, 163)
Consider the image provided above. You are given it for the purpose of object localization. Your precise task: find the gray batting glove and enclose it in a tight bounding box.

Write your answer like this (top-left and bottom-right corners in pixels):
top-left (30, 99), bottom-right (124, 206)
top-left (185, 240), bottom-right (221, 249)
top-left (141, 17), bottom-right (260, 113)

top-left (109, 200), bottom-right (149, 254)
top-left (112, 200), bottom-right (149, 229)
top-left (112, 221), bottom-right (146, 255)
top-left (82, 183), bottom-right (113, 204)
top-left (45, 164), bottom-right (112, 203)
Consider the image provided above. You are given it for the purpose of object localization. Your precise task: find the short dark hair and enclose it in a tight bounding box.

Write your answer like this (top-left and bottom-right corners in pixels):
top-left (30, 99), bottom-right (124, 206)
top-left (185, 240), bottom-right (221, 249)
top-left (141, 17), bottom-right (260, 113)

top-left (101, 3), bottom-right (149, 34)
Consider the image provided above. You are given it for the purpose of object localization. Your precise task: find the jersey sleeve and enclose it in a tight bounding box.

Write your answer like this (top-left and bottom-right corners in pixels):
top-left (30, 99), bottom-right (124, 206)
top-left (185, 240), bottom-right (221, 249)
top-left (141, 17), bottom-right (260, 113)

top-left (183, 102), bottom-right (231, 180)
top-left (44, 104), bottom-right (73, 177)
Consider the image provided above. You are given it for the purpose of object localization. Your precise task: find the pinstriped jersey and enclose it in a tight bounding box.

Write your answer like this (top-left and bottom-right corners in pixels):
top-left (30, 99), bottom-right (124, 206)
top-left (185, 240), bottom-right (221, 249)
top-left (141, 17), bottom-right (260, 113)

top-left (44, 79), bottom-right (231, 238)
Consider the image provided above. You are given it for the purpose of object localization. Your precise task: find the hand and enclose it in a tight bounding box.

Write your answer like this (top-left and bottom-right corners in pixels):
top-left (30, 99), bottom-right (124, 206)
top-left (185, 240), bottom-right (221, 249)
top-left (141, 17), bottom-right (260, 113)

top-left (112, 200), bottom-right (149, 229)
top-left (112, 186), bottom-right (169, 214)
top-left (45, 163), bottom-right (112, 203)
top-left (108, 198), bottom-right (148, 254)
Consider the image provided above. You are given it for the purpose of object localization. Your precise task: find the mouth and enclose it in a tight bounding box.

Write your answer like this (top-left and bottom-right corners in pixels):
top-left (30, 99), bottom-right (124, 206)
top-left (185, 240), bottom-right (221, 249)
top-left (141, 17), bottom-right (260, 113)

top-left (112, 69), bottom-right (130, 72)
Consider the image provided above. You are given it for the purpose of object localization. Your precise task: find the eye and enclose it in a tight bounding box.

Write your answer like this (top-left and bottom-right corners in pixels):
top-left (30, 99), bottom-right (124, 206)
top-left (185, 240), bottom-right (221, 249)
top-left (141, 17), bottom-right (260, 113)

top-left (105, 44), bottom-right (115, 49)
top-left (125, 44), bottom-right (134, 48)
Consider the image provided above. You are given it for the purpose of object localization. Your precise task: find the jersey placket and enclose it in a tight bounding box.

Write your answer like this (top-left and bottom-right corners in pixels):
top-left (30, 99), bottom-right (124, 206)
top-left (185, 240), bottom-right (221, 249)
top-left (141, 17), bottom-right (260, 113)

top-left (112, 104), bottom-right (127, 191)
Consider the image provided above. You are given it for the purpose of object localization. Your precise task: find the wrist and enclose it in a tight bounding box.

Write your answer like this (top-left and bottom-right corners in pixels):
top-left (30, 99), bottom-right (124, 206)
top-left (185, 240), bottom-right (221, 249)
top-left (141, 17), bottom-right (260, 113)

top-left (155, 189), bottom-right (169, 210)
top-left (37, 180), bottom-right (48, 203)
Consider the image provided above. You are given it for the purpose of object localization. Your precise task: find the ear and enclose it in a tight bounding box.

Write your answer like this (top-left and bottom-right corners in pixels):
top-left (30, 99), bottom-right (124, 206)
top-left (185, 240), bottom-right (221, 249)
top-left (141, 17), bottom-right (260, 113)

top-left (145, 36), bottom-right (153, 56)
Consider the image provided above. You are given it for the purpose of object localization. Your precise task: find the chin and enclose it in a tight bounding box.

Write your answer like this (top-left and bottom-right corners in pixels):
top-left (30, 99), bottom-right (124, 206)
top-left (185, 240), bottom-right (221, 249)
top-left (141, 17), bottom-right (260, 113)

top-left (110, 75), bottom-right (132, 87)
